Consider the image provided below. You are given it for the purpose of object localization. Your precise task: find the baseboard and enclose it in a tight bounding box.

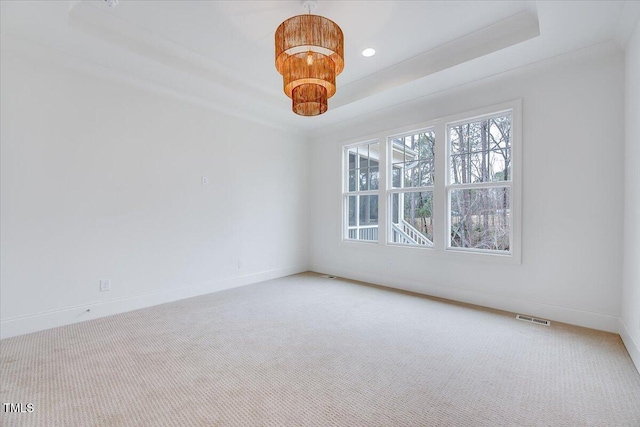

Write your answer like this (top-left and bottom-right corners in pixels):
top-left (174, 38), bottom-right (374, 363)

top-left (0, 265), bottom-right (307, 340)
top-left (619, 319), bottom-right (640, 374)
top-left (310, 264), bottom-right (620, 333)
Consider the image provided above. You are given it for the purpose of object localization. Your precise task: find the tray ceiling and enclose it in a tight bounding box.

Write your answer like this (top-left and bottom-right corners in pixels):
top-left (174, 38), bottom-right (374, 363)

top-left (1, 1), bottom-right (637, 130)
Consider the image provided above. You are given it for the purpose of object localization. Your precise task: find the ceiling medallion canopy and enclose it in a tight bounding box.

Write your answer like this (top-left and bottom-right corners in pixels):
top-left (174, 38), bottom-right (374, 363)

top-left (275, 0), bottom-right (344, 117)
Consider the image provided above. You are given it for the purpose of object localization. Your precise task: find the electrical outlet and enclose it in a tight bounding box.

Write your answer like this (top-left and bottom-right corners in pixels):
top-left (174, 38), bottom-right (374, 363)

top-left (238, 259), bottom-right (244, 269)
top-left (388, 261), bottom-right (393, 269)
top-left (100, 280), bottom-right (111, 292)
top-left (201, 176), bottom-right (209, 185)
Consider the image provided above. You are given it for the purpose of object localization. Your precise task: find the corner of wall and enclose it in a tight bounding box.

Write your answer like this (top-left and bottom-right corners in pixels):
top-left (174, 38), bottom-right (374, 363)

top-left (620, 10), bottom-right (640, 376)
top-left (619, 318), bottom-right (640, 374)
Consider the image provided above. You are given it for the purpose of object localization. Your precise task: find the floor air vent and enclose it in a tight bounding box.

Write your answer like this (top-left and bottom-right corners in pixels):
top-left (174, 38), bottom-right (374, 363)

top-left (321, 275), bottom-right (336, 279)
top-left (516, 314), bottom-right (551, 326)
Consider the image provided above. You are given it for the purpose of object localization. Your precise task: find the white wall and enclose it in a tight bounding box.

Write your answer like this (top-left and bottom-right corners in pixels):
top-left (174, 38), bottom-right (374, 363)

top-left (621, 19), bottom-right (640, 370)
top-left (0, 50), bottom-right (309, 338)
top-left (0, 31), bottom-right (633, 357)
top-left (309, 44), bottom-right (625, 333)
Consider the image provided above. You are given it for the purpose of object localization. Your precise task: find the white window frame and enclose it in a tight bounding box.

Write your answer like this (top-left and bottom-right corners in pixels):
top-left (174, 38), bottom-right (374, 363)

top-left (441, 101), bottom-right (522, 262)
top-left (340, 100), bottom-right (521, 264)
top-left (342, 139), bottom-right (381, 243)
top-left (386, 127), bottom-right (436, 248)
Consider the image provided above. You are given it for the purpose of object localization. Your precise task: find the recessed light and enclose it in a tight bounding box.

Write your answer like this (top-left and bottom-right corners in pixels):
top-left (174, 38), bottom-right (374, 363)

top-left (362, 48), bottom-right (376, 57)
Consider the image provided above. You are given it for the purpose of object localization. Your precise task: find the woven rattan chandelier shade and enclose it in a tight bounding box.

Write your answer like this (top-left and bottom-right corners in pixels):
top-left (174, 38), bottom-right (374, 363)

top-left (275, 10), bottom-right (344, 116)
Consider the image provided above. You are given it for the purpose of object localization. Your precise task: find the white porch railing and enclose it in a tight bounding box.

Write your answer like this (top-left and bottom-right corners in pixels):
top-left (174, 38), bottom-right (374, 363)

top-left (348, 221), bottom-right (430, 245)
top-left (392, 219), bottom-right (432, 246)
top-left (347, 225), bottom-right (378, 241)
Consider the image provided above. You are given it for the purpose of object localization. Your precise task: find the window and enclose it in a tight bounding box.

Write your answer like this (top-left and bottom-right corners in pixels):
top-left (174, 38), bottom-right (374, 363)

top-left (447, 113), bottom-right (513, 252)
top-left (341, 101), bottom-right (520, 260)
top-left (343, 141), bottom-right (380, 242)
top-left (388, 130), bottom-right (435, 246)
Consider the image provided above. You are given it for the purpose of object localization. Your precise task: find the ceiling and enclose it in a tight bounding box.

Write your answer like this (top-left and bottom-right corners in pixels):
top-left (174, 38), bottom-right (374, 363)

top-left (1, 1), bottom-right (638, 131)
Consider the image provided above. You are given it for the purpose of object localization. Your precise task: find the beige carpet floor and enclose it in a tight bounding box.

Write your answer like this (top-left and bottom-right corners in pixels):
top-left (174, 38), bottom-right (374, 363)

top-left (1, 272), bottom-right (639, 426)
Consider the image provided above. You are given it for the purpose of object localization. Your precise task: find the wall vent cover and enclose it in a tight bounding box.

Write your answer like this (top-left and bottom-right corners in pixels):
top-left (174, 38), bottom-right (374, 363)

top-left (516, 314), bottom-right (551, 326)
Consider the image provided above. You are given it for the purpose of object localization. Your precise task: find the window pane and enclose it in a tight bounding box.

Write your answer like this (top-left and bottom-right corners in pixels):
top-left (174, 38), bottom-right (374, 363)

top-left (450, 151), bottom-right (510, 183)
top-left (370, 167), bottom-right (379, 190)
top-left (348, 148), bottom-right (357, 170)
top-left (390, 191), bottom-right (433, 246)
top-left (390, 131), bottom-right (434, 189)
top-left (449, 115), bottom-right (511, 184)
top-left (404, 161), bottom-right (419, 187)
top-left (405, 149), bottom-right (417, 163)
top-left (370, 196), bottom-right (378, 224)
top-left (449, 187), bottom-right (510, 251)
top-left (489, 149), bottom-right (510, 181)
top-left (359, 153), bottom-right (369, 168)
top-left (419, 159), bottom-right (434, 186)
top-left (348, 196), bottom-right (356, 226)
top-left (359, 167), bottom-right (369, 191)
top-left (489, 116), bottom-right (511, 151)
top-left (359, 195), bottom-right (378, 225)
top-left (418, 131), bottom-right (435, 160)
top-left (343, 195), bottom-right (377, 242)
top-left (368, 143), bottom-right (380, 166)
top-left (391, 193), bottom-right (399, 223)
top-left (348, 170), bottom-right (356, 191)
top-left (392, 166), bottom-right (402, 188)
top-left (391, 146), bottom-right (405, 164)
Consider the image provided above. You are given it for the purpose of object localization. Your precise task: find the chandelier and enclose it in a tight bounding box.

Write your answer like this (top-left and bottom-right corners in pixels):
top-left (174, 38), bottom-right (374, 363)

top-left (275, 0), bottom-right (344, 116)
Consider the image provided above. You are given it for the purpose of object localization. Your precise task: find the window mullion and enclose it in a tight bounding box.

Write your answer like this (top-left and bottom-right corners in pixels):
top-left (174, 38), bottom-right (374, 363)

top-left (449, 181), bottom-right (512, 190)
top-left (349, 190), bottom-right (378, 196)
top-left (377, 133), bottom-right (387, 245)
top-left (388, 186), bottom-right (434, 194)
top-left (433, 122), bottom-right (447, 252)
